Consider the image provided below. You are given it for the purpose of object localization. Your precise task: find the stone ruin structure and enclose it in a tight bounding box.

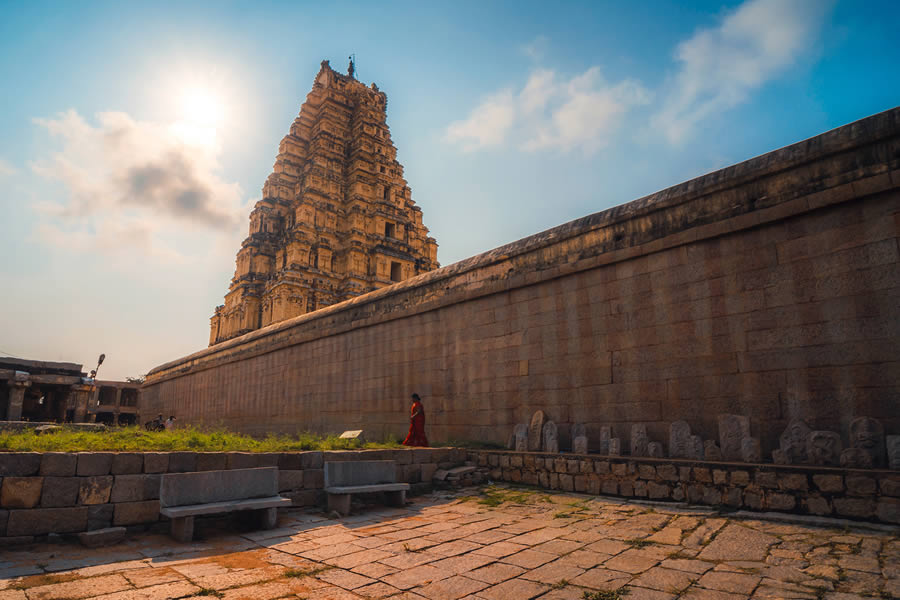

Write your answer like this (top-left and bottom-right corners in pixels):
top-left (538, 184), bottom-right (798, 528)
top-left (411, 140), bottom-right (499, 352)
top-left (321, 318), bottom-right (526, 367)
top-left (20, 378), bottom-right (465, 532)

top-left (209, 60), bottom-right (439, 345)
top-left (0, 357), bottom-right (139, 425)
top-left (506, 410), bottom-right (896, 472)
top-left (145, 107), bottom-right (900, 456)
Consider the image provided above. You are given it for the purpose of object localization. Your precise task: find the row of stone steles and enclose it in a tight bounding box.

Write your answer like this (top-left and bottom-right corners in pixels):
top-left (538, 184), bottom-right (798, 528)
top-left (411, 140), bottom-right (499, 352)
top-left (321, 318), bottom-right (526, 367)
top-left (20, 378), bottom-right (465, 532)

top-left (505, 412), bottom-right (899, 470)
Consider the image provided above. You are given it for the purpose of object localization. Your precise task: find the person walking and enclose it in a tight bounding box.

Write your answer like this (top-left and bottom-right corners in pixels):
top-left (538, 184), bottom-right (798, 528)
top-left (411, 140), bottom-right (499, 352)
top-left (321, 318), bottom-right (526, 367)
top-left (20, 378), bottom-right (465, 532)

top-left (164, 415), bottom-right (176, 431)
top-left (402, 393), bottom-right (428, 447)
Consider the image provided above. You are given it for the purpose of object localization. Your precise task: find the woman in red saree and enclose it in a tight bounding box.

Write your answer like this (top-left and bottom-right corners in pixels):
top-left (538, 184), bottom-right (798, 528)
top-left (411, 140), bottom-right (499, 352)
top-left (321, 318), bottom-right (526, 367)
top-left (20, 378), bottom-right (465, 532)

top-left (402, 393), bottom-right (428, 447)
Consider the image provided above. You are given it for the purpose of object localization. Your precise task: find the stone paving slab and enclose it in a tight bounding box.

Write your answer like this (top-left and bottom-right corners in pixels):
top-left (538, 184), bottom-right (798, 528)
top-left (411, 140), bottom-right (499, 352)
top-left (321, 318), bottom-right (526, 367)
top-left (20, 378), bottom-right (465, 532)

top-left (0, 484), bottom-right (897, 600)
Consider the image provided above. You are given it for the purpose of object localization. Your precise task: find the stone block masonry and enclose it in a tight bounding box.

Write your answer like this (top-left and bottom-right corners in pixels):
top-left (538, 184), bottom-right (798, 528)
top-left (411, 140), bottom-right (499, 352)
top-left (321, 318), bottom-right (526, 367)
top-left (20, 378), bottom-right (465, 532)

top-left (0, 448), bottom-right (466, 541)
top-left (143, 107), bottom-right (900, 450)
top-left (469, 449), bottom-right (900, 525)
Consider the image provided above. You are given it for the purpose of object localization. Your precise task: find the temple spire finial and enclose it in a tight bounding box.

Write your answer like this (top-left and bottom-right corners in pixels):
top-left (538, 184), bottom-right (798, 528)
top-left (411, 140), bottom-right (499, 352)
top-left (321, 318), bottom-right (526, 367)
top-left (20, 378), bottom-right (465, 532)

top-left (348, 54), bottom-right (355, 79)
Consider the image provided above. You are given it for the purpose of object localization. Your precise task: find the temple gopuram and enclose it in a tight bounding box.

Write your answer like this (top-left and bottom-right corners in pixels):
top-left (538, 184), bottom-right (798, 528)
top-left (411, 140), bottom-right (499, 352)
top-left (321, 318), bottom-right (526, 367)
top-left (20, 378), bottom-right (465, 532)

top-left (209, 59), bottom-right (439, 346)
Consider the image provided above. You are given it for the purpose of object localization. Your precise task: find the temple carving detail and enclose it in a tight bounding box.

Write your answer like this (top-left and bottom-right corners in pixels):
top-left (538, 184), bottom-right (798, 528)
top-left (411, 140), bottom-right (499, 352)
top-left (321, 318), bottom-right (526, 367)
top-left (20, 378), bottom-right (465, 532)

top-left (209, 60), bottom-right (439, 346)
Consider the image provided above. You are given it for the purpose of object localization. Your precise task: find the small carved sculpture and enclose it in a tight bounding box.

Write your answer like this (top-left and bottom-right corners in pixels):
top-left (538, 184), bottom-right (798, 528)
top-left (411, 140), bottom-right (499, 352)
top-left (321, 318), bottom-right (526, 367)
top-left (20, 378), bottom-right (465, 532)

top-left (631, 423), bottom-right (648, 457)
top-left (599, 426), bottom-right (612, 455)
top-left (648, 442), bottom-right (664, 458)
top-left (528, 410), bottom-right (545, 452)
top-left (779, 418), bottom-right (812, 464)
top-left (609, 438), bottom-right (621, 456)
top-left (807, 431), bottom-right (842, 466)
top-left (718, 414), bottom-right (750, 461)
top-left (513, 424), bottom-right (528, 452)
top-left (704, 440), bottom-right (723, 461)
top-left (849, 416), bottom-right (885, 467)
top-left (740, 437), bottom-right (761, 463)
top-left (669, 421), bottom-right (692, 459)
top-left (542, 421), bottom-right (559, 453)
top-left (688, 435), bottom-right (704, 460)
top-left (840, 447), bottom-right (873, 469)
top-left (573, 435), bottom-right (588, 455)
top-left (887, 436), bottom-right (900, 471)
top-left (772, 449), bottom-right (789, 465)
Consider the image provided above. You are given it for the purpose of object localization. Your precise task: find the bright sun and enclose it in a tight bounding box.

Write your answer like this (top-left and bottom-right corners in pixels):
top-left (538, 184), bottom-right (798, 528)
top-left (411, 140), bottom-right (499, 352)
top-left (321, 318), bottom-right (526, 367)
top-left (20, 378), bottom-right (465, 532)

top-left (174, 86), bottom-right (226, 148)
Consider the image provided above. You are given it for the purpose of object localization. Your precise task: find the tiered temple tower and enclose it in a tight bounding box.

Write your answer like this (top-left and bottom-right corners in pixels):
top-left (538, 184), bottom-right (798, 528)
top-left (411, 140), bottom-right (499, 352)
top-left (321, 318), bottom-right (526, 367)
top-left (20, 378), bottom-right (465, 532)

top-left (209, 59), bottom-right (439, 346)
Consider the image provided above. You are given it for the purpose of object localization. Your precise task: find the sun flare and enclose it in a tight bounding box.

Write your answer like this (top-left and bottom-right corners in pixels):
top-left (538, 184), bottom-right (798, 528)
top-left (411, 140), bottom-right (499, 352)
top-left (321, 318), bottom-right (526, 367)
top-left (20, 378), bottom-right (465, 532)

top-left (173, 86), bottom-right (226, 148)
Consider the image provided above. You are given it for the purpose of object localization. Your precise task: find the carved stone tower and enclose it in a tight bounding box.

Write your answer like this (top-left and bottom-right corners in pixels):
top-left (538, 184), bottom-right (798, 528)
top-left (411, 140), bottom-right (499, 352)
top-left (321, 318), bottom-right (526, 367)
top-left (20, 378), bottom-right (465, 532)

top-left (209, 60), bottom-right (439, 346)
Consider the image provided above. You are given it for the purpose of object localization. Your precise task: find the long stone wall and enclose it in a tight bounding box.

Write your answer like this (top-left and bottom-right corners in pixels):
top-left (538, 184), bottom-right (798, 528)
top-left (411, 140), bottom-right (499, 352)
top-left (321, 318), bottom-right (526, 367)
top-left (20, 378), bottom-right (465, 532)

top-left (468, 450), bottom-right (900, 525)
top-left (0, 448), bottom-right (466, 542)
top-left (143, 108), bottom-right (900, 455)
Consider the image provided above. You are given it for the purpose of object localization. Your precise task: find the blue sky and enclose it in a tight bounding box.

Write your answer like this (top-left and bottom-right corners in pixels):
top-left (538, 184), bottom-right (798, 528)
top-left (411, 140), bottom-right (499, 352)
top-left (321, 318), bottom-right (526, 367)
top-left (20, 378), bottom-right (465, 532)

top-left (0, 0), bottom-right (897, 379)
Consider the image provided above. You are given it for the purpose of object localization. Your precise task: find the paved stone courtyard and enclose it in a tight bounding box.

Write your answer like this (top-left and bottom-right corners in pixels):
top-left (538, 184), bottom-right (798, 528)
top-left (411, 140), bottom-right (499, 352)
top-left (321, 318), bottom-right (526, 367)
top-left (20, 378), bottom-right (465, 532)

top-left (1, 485), bottom-right (897, 600)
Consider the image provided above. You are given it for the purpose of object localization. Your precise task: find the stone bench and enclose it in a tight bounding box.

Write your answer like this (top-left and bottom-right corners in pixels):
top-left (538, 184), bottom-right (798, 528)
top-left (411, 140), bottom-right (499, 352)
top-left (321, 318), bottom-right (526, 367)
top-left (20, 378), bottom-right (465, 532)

top-left (324, 460), bottom-right (409, 516)
top-left (159, 467), bottom-right (291, 542)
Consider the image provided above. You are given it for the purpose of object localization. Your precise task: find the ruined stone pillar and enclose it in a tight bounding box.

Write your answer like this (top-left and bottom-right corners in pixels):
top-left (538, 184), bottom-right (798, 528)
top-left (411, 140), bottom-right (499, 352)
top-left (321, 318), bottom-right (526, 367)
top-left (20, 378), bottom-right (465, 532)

top-left (6, 376), bottom-right (30, 421)
top-left (59, 389), bottom-right (73, 422)
top-left (71, 383), bottom-right (94, 423)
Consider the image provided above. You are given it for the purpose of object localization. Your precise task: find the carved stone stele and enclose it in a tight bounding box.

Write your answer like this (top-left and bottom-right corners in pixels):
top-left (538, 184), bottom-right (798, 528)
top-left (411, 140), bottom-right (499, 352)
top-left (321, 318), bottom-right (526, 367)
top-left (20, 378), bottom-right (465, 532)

top-left (887, 436), bottom-right (900, 471)
top-left (631, 424), bottom-right (648, 457)
top-left (609, 438), bottom-right (621, 456)
top-left (741, 437), bottom-right (761, 463)
top-left (513, 424), bottom-right (528, 452)
top-left (840, 447), bottom-right (873, 469)
top-left (807, 431), bottom-right (842, 466)
top-left (689, 435), bottom-right (704, 460)
top-left (573, 436), bottom-right (588, 455)
top-left (849, 416), bottom-right (885, 467)
top-left (718, 414), bottom-right (750, 461)
top-left (779, 418), bottom-right (812, 464)
top-left (772, 449), bottom-right (789, 465)
top-left (542, 421), bottom-right (559, 453)
top-left (528, 410), bottom-right (546, 452)
top-left (572, 423), bottom-right (587, 441)
top-left (648, 442), bottom-right (664, 458)
top-left (669, 421), bottom-right (692, 459)
top-left (704, 440), bottom-right (723, 461)
top-left (599, 426), bottom-right (612, 455)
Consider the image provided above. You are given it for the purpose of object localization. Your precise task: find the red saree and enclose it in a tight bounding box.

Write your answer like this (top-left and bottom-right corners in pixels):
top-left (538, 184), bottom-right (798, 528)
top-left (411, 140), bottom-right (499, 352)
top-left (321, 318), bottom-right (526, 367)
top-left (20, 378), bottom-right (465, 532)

top-left (402, 400), bottom-right (428, 447)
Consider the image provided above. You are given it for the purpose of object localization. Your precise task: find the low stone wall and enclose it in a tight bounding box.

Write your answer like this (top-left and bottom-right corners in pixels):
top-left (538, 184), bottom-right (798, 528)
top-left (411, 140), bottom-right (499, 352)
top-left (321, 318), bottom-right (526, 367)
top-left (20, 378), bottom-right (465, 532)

top-left (0, 448), bottom-right (467, 542)
top-left (469, 449), bottom-right (900, 525)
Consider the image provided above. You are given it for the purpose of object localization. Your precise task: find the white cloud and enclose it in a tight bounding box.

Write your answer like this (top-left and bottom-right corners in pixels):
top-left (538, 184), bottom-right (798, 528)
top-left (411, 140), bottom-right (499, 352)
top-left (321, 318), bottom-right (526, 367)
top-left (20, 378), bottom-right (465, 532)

top-left (0, 158), bottom-right (16, 176)
top-left (654, 0), bottom-right (831, 143)
top-left (520, 35), bottom-right (549, 62)
top-left (524, 69), bottom-right (650, 153)
top-left (29, 109), bottom-right (246, 261)
top-left (446, 66), bottom-right (650, 155)
top-left (445, 90), bottom-right (516, 151)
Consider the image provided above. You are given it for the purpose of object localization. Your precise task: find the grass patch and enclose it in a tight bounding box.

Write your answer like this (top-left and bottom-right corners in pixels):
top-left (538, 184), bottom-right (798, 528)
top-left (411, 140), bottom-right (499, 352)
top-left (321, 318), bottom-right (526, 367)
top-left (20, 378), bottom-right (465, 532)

top-left (552, 579), bottom-right (569, 589)
top-left (8, 573), bottom-right (78, 590)
top-left (476, 485), bottom-right (541, 507)
top-left (284, 566), bottom-right (332, 578)
top-left (0, 426), bottom-right (403, 453)
top-left (191, 590), bottom-right (223, 598)
top-left (625, 538), bottom-right (654, 549)
top-left (441, 439), bottom-right (506, 449)
top-left (554, 511), bottom-right (574, 519)
top-left (583, 589), bottom-right (629, 600)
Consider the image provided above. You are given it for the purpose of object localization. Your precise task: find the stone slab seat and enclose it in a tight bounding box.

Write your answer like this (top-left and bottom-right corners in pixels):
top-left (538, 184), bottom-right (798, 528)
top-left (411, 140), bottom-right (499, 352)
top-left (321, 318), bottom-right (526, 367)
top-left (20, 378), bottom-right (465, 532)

top-left (159, 467), bottom-right (291, 542)
top-left (324, 460), bottom-right (409, 516)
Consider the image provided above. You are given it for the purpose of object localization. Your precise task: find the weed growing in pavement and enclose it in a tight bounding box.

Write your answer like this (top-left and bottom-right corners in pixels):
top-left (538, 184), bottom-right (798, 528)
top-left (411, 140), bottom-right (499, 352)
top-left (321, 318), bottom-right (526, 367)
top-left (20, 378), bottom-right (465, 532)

top-left (583, 589), bottom-right (629, 600)
top-left (191, 590), bottom-right (223, 598)
top-left (625, 538), bottom-right (654, 549)
top-left (552, 579), bottom-right (569, 589)
top-left (285, 566), bottom-right (332, 578)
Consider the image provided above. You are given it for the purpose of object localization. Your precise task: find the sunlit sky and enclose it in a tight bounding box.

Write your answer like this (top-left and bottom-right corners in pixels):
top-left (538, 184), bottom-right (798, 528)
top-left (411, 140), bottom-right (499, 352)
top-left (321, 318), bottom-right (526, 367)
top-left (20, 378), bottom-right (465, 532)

top-left (0, 0), bottom-right (898, 379)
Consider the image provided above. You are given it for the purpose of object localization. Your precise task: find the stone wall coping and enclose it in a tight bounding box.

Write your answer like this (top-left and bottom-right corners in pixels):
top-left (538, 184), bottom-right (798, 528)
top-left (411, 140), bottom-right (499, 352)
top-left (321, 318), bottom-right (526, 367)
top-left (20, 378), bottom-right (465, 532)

top-left (145, 107), bottom-right (900, 383)
top-left (469, 449), bottom-right (900, 477)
